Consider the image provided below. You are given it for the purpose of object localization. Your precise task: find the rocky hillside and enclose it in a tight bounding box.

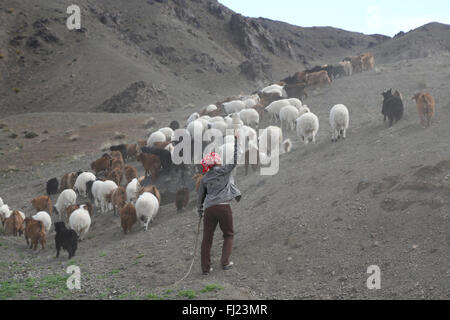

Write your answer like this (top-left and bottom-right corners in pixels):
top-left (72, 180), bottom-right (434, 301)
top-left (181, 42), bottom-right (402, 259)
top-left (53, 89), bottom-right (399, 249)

top-left (0, 0), bottom-right (388, 116)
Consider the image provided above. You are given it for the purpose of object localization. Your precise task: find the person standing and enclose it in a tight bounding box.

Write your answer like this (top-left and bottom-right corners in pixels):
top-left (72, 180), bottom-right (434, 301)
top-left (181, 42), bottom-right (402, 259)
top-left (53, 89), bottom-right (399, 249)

top-left (197, 134), bottom-right (241, 275)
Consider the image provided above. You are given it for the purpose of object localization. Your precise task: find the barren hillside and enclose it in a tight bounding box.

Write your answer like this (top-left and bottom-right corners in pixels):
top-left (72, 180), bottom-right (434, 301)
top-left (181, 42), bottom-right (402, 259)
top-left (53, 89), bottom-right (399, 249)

top-left (0, 0), bottom-right (449, 301)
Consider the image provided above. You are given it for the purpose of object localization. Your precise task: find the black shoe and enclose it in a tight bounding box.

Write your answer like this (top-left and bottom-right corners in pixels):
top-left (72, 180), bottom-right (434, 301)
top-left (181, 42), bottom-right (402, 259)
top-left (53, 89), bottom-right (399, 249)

top-left (222, 262), bottom-right (234, 270)
top-left (202, 267), bottom-right (213, 276)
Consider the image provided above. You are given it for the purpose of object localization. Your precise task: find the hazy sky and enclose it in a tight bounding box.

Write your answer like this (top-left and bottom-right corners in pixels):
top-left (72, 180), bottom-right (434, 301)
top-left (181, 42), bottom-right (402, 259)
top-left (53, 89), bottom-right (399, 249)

top-left (218, 0), bottom-right (450, 37)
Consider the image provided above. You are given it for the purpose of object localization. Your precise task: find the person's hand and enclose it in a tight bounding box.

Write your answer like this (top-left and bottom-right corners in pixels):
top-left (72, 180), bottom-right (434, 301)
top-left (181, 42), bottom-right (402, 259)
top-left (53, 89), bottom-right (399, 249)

top-left (198, 208), bottom-right (204, 218)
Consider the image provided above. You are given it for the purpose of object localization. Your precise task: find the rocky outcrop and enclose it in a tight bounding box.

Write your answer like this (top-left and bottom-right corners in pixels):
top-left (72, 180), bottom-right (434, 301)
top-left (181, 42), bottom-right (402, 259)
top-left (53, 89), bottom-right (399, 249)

top-left (94, 81), bottom-right (176, 113)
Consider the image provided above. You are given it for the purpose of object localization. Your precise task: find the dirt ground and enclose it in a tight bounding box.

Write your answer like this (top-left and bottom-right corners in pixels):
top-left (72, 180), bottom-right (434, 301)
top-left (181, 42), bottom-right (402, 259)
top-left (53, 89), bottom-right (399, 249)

top-left (1, 55), bottom-right (449, 300)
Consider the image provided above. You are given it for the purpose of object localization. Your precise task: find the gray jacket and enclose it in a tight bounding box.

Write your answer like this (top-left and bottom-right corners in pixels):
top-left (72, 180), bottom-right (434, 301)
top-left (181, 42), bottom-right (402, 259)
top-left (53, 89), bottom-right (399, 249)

top-left (198, 137), bottom-right (242, 210)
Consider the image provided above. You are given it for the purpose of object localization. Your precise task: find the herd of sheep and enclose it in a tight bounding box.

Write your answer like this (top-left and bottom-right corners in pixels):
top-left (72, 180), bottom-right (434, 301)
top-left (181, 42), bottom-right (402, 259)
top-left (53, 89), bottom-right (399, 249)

top-left (0, 51), bottom-right (437, 261)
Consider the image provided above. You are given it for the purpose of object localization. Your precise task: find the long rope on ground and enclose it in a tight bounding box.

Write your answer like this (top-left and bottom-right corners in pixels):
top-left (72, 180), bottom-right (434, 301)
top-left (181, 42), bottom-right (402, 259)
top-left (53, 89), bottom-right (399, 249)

top-left (172, 216), bottom-right (203, 287)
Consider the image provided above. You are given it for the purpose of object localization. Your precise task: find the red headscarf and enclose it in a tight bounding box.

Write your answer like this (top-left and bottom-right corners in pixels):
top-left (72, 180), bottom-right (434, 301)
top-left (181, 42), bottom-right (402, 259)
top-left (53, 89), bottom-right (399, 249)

top-left (201, 152), bottom-right (222, 173)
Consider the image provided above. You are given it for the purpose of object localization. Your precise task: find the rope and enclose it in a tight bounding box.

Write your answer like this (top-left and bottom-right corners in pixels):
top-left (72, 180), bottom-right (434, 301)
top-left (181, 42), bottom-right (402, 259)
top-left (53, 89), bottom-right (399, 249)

top-left (172, 215), bottom-right (203, 287)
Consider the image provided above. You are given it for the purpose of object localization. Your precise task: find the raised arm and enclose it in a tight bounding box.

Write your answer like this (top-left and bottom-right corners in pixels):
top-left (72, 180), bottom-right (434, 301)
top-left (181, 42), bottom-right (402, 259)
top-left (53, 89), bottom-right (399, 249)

top-left (216, 136), bottom-right (238, 175)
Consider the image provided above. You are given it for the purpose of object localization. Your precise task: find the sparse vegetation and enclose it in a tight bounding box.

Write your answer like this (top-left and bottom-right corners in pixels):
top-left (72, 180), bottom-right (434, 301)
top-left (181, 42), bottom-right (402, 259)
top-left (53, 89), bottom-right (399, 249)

top-left (201, 284), bottom-right (224, 293)
top-left (145, 293), bottom-right (163, 300)
top-left (0, 275), bottom-right (70, 300)
top-left (177, 290), bottom-right (197, 299)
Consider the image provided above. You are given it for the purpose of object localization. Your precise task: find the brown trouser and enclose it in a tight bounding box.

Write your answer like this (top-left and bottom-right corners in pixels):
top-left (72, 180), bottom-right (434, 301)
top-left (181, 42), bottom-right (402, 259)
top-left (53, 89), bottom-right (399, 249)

top-left (201, 204), bottom-right (234, 273)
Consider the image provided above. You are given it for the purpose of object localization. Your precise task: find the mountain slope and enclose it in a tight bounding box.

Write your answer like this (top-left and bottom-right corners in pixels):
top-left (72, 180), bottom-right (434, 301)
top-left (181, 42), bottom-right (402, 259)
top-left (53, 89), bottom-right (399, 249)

top-left (0, 0), bottom-right (386, 116)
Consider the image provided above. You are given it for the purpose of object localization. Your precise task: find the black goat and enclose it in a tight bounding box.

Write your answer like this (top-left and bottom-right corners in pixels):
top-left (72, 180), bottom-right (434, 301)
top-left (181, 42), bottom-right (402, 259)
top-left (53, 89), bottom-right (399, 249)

top-left (46, 178), bottom-right (59, 195)
top-left (55, 221), bottom-right (78, 260)
top-left (381, 89), bottom-right (404, 127)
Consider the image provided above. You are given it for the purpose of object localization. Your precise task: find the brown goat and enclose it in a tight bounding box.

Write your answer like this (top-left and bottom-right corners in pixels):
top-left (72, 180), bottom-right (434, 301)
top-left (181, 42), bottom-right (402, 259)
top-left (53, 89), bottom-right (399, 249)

top-left (193, 173), bottom-right (204, 193)
top-left (24, 218), bottom-right (46, 251)
top-left (120, 203), bottom-right (137, 234)
top-left (107, 167), bottom-right (123, 186)
top-left (175, 188), bottom-right (190, 213)
top-left (137, 176), bottom-right (146, 186)
top-left (360, 52), bottom-right (375, 71)
top-left (137, 153), bottom-right (161, 180)
top-left (124, 166), bottom-right (138, 184)
top-left (136, 185), bottom-right (161, 204)
top-left (91, 154), bottom-right (111, 175)
top-left (125, 144), bottom-right (139, 161)
top-left (60, 172), bottom-right (78, 191)
top-left (259, 92), bottom-right (283, 107)
top-left (111, 158), bottom-right (124, 172)
top-left (137, 140), bottom-right (147, 148)
top-left (2, 211), bottom-right (24, 237)
top-left (153, 141), bottom-right (171, 150)
top-left (252, 104), bottom-right (265, 120)
top-left (305, 70), bottom-right (331, 87)
top-left (106, 187), bottom-right (127, 216)
top-left (413, 92), bottom-right (436, 128)
top-left (31, 195), bottom-right (52, 216)
top-left (351, 56), bottom-right (363, 74)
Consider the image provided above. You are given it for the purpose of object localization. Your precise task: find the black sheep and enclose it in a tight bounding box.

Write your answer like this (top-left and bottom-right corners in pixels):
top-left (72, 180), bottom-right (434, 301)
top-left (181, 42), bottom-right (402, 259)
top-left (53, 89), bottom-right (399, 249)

top-left (55, 221), bottom-right (78, 260)
top-left (331, 65), bottom-right (346, 79)
top-left (170, 120), bottom-right (180, 131)
top-left (381, 89), bottom-right (404, 127)
top-left (110, 144), bottom-right (127, 159)
top-left (46, 178), bottom-right (59, 195)
top-left (141, 146), bottom-right (172, 172)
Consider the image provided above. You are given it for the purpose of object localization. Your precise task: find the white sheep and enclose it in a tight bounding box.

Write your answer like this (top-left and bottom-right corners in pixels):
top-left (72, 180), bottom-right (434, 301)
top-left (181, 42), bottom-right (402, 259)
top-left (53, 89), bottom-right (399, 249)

top-left (279, 105), bottom-right (300, 132)
top-left (135, 192), bottom-right (160, 231)
top-left (74, 172), bottom-right (96, 197)
top-left (32, 211), bottom-right (52, 233)
top-left (186, 112), bottom-right (200, 126)
top-left (298, 105), bottom-right (310, 116)
top-left (69, 206), bottom-right (91, 240)
top-left (258, 126), bottom-right (283, 155)
top-left (126, 178), bottom-right (141, 204)
top-left (329, 104), bottom-right (349, 142)
top-left (205, 104), bottom-right (218, 113)
top-left (296, 112), bottom-right (320, 145)
top-left (197, 117), bottom-right (210, 131)
top-left (261, 84), bottom-right (287, 98)
top-left (265, 99), bottom-right (292, 123)
top-left (187, 119), bottom-right (204, 143)
top-left (209, 116), bottom-right (225, 123)
top-left (223, 100), bottom-right (245, 115)
top-left (207, 121), bottom-right (228, 136)
top-left (287, 98), bottom-right (302, 109)
top-left (147, 131), bottom-right (166, 147)
top-left (53, 189), bottom-right (77, 216)
top-left (243, 98), bottom-right (258, 109)
top-left (0, 204), bottom-right (11, 219)
top-left (224, 115), bottom-right (243, 130)
top-left (239, 109), bottom-right (260, 128)
top-left (158, 127), bottom-right (174, 142)
top-left (100, 181), bottom-right (118, 213)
